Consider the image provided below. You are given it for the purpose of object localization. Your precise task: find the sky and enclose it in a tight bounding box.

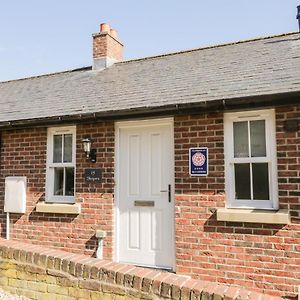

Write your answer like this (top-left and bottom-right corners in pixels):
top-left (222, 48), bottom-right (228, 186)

top-left (0, 1), bottom-right (299, 81)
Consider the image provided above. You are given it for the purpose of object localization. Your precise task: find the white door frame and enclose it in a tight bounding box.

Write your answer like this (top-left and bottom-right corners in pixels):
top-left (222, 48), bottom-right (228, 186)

top-left (114, 117), bottom-right (175, 270)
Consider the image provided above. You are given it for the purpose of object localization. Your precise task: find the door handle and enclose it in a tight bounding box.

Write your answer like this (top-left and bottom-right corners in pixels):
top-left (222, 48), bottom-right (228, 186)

top-left (160, 184), bottom-right (171, 203)
top-left (168, 184), bottom-right (171, 203)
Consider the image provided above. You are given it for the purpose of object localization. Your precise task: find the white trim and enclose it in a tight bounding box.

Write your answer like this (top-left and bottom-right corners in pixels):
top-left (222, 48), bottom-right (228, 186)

top-left (114, 123), bottom-right (120, 263)
top-left (46, 126), bottom-right (76, 204)
top-left (114, 117), bottom-right (175, 271)
top-left (224, 109), bottom-right (278, 210)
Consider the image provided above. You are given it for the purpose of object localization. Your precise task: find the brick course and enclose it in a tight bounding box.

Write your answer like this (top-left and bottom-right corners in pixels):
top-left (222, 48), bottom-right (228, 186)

top-left (0, 105), bottom-right (299, 298)
top-left (276, 106), bottom-right (300, 219)
top-left (93, 33), bottom-right (123, 61)
top-left (174, 105), bottom-right (300, 298)
top-left (0, 239), bottom-right (282, 300)
top-left (0, 122), bottom-right (115, 258)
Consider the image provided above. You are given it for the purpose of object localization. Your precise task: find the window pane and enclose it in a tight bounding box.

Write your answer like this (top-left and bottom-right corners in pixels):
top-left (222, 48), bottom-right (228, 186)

top-left (63, 134), bottom-right (73, 163)
top-left (250, 120), bottom-right (266, 157)
top-left (54, 167), bottom-right (64, 195)
top-left (65, 167), bottom-right (75, 196)
top-left (253, 163), bottom-right (269, 200)
top-left (233, 121), bottom-right (249, 158)
top-left (234, 163), bottom-right (251, 200)
top-left (53, 135), bottom-right (62, 163)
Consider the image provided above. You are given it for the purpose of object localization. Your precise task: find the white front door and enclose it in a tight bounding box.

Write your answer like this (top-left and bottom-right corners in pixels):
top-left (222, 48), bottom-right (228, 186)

top-left (116, 118), bottom-right (174, 270)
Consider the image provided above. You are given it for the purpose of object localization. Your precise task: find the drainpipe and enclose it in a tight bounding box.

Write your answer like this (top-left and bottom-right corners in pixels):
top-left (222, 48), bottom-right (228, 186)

top-left (95, 230), bottom-right (106, 259)
top-left (6, 212), bottom-right (9, 240)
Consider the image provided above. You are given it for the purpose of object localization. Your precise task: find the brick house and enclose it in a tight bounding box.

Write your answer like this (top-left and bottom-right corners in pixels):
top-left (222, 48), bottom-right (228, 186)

top-left (0, 23), bottom-right (299, 298)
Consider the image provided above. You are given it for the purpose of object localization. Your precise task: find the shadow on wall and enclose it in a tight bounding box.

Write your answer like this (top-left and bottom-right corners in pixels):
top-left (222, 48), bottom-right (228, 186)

top-left (0, 213), bottom-right (7, 239)
top-left (28, 211), bottom-right (78, 223)
top-left (28, 210), bottom-right (98, 256)
top-left (1, 190), bottom-right (100, 256)
top-left (203, 212), bottom-right (286, 236)
top-left (85, 235), bottom-right (98, 257)
top-left (202, 212), bottom-right (296, 300)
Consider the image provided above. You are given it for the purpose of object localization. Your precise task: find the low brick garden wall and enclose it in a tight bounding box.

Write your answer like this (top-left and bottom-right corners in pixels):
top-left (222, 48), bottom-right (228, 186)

top-left (0, 240), bottom-right (284, 300)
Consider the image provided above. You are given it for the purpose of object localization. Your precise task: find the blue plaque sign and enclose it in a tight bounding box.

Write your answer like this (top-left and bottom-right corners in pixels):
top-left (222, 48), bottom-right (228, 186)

top-left (189, 147), bottom-right (208, 176)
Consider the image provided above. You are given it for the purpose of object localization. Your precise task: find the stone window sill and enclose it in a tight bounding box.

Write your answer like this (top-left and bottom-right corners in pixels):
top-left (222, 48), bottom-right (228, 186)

top-left (36, 202), bottom-right (81, 215)
top-left (217, 208), bottom-right (290, 224)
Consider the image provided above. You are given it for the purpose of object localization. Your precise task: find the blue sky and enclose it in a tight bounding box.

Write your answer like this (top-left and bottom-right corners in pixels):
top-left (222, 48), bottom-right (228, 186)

top-left (0, 1), bottom-right (299, 81)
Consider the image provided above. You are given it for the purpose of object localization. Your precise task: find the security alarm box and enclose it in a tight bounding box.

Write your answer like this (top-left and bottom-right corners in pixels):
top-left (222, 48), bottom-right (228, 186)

top-left (4, 176), bottom-right (27, 213)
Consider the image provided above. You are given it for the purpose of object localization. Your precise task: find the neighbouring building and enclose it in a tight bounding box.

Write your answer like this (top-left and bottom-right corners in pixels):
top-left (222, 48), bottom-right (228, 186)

top-left (0, 21), bottom-right (299, 298)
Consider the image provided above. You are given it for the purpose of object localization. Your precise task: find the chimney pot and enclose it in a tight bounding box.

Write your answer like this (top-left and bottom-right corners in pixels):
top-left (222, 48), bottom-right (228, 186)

top-left (100, 23), bottom-right (110, 33)
top-left (110, 29), bottom-right (118, 39)
top-left (93, 23), bottom-right (123, 70)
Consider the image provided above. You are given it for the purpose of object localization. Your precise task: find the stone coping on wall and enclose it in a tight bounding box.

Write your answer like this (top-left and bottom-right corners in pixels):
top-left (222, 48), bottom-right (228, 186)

top-left (0, 239), bottom-right (284, 300)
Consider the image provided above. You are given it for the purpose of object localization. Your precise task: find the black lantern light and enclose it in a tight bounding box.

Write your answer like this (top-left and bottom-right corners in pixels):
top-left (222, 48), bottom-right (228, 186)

top-left (82, 137), bottom-right (97, 163)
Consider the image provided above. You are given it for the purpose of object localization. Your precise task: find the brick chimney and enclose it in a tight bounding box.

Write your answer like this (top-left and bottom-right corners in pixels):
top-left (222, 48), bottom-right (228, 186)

top-left (92, 23), bottom-right (123, 70)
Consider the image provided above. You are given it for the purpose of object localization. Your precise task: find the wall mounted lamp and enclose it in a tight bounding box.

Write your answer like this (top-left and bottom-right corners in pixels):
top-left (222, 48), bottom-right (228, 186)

top-left (82, 137), bottom-right (97, 163)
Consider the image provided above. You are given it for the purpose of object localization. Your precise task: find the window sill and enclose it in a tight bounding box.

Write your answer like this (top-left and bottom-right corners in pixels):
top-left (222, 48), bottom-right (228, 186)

top-left (217, 208), bottom-right (290, 224)
top-left (36, 202), bottom-right (81, 215)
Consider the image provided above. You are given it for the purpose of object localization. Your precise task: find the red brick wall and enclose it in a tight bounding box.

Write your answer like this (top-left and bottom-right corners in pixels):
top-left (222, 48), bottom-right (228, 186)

top-left (276, 106), bottom-right (300, 220)
top-left (0, 105), bottom-right (299, 298)
top-left (174, 105), bottom-right (300, 298)
top-left (0, 121), bottom-right (115, 259)
top-left (93, 33), bottom-right (123, 61)
top-left (0, 239), bottom-right (280, 300)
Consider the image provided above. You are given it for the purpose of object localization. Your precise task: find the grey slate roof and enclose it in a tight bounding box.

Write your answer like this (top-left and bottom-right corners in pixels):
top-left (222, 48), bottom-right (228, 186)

top-left (0, 32), bottom-right (300, 125)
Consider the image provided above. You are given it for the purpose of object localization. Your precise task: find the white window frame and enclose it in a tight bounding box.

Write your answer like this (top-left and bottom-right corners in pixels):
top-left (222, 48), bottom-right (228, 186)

top-left (224, 109), bottom-right (278, 210)
top-left (46, 126), bottom-right (76, 204)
